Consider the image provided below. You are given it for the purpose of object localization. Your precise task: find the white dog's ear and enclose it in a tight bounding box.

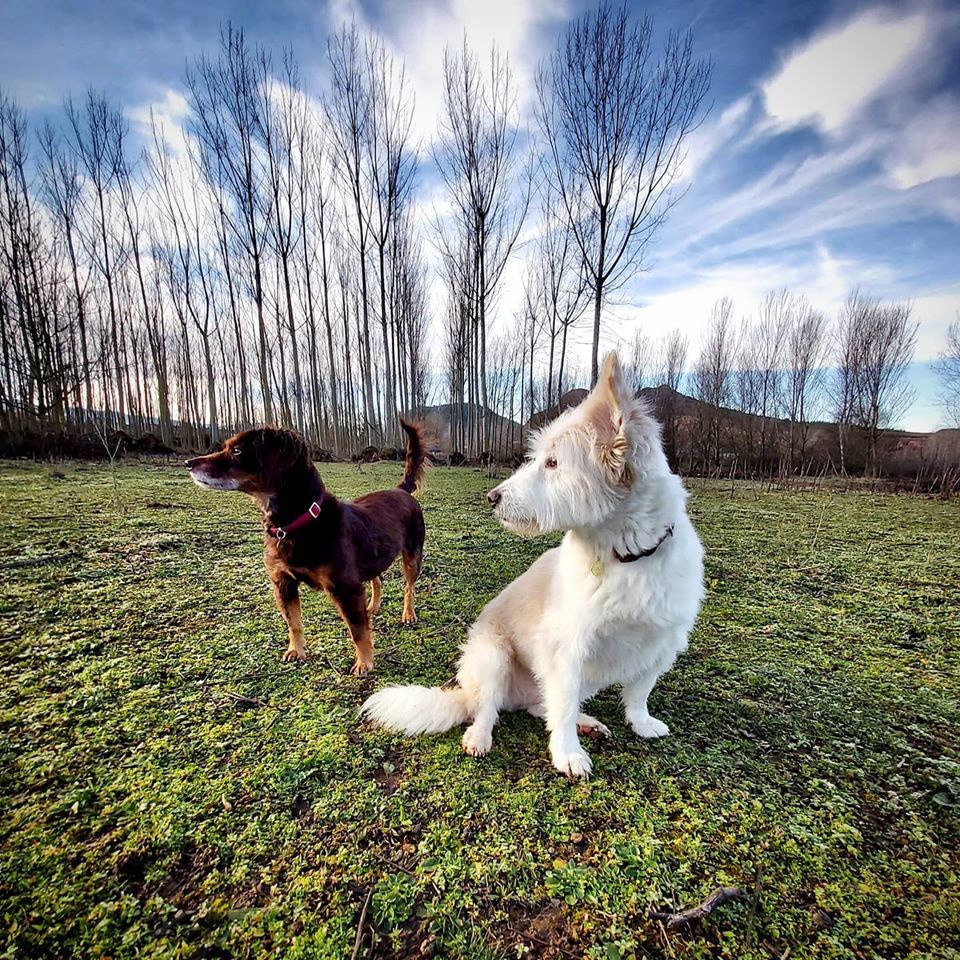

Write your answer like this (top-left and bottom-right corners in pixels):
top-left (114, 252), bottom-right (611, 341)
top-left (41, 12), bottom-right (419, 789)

top-left (597, 352), bottom-right (631, 418)
top-left (585, 353), bottom-right (630, 422)
top-left (585, 352), bottom-right (634, 484)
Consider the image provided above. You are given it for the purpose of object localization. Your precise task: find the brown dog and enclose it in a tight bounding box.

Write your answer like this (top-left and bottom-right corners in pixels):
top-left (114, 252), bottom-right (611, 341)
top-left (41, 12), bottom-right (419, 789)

top-left (186, 421), bottom-right (426, 674)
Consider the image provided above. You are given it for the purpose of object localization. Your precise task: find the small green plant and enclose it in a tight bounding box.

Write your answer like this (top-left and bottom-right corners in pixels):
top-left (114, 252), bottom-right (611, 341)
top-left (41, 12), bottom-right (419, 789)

top-left (372, 873), bottom-right (417, 931)
top-left (544, 862), bottom-right (590, 904)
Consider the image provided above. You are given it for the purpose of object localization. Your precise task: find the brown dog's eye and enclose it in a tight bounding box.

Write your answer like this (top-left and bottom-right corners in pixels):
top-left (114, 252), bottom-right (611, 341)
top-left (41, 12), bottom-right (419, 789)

top-left (545, 457), bottom-right (558, 470)
top-left (232, 447), bottom-right (242, 458)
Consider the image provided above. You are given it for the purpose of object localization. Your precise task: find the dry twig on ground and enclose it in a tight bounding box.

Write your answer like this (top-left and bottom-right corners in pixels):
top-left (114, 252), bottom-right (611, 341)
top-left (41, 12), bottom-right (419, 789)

top-left (648, 885), bottom-right (745, 931)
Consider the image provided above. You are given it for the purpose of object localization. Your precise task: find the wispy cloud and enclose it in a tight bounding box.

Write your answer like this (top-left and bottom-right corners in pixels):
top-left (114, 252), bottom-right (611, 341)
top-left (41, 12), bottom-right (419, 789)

top-left (887, 92), bottom-right (960, 189)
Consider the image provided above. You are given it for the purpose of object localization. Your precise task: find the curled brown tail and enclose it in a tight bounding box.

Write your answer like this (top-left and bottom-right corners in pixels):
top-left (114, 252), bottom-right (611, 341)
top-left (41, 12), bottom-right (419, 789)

top-left (398, 419), bottom-right (426, 494)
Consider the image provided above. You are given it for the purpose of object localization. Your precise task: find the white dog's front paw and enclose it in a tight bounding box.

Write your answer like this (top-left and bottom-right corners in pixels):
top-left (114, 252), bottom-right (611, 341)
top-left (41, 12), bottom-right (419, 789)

top-left (462, 725), bottom-right (493, 757)
top-left (629, 714), bottom-right (670, 738)
top-left (551, 747), bottom-right (593, 779)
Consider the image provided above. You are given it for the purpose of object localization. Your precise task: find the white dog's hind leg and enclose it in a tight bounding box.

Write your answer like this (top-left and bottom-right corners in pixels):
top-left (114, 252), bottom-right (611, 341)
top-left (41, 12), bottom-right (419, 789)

top-left (526, 702), bottom-right (611, 739)
top-left (622, 660), bottom-right (673, 738)
top-left (576, 714), bottom-right (612, 739)
top-left (458, 625), bottom-right (511, 758)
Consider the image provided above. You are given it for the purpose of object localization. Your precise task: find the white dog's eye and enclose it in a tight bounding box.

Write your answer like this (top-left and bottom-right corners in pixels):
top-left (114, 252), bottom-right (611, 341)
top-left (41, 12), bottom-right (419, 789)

top-left (545, 457), bottom-right (558, 470)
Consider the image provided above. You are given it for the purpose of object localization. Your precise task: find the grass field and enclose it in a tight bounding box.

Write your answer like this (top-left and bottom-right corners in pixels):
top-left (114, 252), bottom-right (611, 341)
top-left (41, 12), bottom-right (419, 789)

top-left (1, 461), bottom-right (958, 960)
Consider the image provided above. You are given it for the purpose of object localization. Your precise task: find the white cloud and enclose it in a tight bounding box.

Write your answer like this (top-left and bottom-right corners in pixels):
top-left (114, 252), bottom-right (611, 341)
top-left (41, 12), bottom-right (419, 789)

top-left (356, 0), bottom-right (569, 146)
top-left (762, 7), bottom-right (928, 133)
top-left (596, 241), bottom-right (942, 366)
top-left (663, 135), bottom-right (882, 261)
top-left (126, 87), bottom-right (191, 159)
top-left (911, 287), bottom-right (960, 360)
top-left (888, 93), bottom-right (960, 188)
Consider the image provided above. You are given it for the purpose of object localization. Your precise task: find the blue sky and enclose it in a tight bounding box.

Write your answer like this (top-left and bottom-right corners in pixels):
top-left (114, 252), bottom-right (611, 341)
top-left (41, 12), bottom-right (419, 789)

top-left (2, 0), bottom-right (958, 430)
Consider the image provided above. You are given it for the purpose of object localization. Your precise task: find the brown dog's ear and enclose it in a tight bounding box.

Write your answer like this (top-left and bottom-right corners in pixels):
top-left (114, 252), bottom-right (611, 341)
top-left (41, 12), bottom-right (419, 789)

top-left (252, 428), bottom-right (311, 491)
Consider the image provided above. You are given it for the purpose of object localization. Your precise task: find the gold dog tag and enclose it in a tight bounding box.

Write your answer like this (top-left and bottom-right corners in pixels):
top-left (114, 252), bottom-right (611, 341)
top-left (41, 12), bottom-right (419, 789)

top-left (591, 558), bottom-right (603, 577)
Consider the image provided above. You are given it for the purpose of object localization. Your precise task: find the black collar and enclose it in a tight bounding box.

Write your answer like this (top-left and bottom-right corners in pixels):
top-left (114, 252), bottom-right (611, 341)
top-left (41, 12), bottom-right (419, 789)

top-left (614, 525), bottom-right (674, 563)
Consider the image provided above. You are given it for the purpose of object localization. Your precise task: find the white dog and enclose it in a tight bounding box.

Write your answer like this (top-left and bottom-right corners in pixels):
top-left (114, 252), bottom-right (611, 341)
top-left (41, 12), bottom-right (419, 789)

top-left (361, 353), bottom-right (705, 778)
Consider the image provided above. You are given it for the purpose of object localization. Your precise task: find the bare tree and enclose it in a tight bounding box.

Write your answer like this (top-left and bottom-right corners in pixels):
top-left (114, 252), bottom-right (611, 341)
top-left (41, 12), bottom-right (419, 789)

top-left (832, 292), bottom-right (867, 474)
top-left (390, 207), bottom-right (429, 418)
top-left (148, 121), bottom-right (221, 444)
top-left (436, 38), bottom-right (528, 456)
top-left (366, 36), bottom-right (416, 443)
top-left (187, 26), bottom-right (274, 423)
top-left (532, 181), bottom-right (588, 408)
top-left (753, 290), bottom-right (790, 465)
top-left (64, 90), bottom-right (128, 426)
top-left (857, 296), bottom-right (918, 475)
top-left (832, 290), bottom-right (917, 475)
top-left (536, 3), bottom-right (710, 385)
top-left (259, 48), bottom-right (306, 432)
top-left (327, 23), bottom-right (379, 442)
top-left (38, 122), bottom-right (93, 417)
top-left (1, 93), bottom-right (80, 427)
top-left (652, 328), bottom-right (688, 466)
top-left (692, 298), bottom-right (736, 472)
top-left (625, 329), bottom-right (654, 396)
top-left (784, 297), bottom-right (827, 470)
top-left (935, 314), bottom-right (960, 426)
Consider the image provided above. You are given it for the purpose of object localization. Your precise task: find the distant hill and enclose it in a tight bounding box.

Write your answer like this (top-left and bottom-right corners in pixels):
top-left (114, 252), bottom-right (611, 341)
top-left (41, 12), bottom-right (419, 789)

top-left (527, 389), bottom-right (589, 430)
top-left (414, 403), bottom-right (524, 457)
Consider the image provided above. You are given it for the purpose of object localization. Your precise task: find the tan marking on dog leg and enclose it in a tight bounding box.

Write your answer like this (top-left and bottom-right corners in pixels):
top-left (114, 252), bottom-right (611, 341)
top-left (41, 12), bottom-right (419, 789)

top-left (366, 576), bottom-right (382, 615)
top-left (401, 551), bottom-right (420, 624)
top-left (330, 587), bottom-right (375, 675)
top-left (271, 573), bottom-right (307, 662)
top-left (577, 714), bottom-right (612, 739)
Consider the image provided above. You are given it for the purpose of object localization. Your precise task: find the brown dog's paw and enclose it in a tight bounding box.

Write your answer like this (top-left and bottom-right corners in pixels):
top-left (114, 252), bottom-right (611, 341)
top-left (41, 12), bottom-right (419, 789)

top-left (401, 610), bottom-right (417, 625)
top-left (282, 648), bottom-right (307, 663)
top-left (350, 659), bottom-right (374, 676)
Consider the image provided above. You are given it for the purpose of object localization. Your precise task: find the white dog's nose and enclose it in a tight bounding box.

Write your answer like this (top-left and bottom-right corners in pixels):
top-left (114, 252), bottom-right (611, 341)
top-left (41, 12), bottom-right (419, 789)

top-left (487, 487), bottom-right (502, 506)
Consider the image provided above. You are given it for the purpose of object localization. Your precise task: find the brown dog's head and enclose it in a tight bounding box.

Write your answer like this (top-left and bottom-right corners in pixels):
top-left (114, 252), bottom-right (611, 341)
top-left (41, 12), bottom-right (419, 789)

top-left (186, 428), bottom-right (312, 497)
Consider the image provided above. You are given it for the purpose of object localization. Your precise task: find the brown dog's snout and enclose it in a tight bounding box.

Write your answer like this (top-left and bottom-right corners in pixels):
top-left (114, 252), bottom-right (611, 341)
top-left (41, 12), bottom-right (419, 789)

top-left (185, 457), bottom-right (201, 469)
top-left (487, 487), bottom-right (502, 506)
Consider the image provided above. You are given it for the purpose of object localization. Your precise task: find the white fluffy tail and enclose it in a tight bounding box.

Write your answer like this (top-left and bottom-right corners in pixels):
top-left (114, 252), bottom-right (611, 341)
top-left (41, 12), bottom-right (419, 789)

top-left (360, 684), bottom-right (472, 735)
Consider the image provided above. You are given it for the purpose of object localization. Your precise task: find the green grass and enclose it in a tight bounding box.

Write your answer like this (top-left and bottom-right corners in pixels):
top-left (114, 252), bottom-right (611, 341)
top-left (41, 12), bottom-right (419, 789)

top-left (1, 461), bottom-right (958, 959)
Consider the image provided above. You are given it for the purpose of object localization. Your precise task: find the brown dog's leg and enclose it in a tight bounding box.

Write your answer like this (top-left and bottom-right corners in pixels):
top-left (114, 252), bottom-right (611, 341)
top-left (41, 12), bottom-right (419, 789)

top-left (330, 585), bottom-right (374, 675)
top-left (366, 576), bottom-right (382, 615)
top-left (271, 573), bottom-right (306, 662)
top-left (401, 550), bottom-right (421, 624)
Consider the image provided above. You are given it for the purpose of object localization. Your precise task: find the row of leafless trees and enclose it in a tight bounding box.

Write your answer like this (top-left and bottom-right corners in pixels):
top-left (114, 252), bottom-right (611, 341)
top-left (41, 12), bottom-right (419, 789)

top-left (437, 4), bottom-right (709, 455)
top-left (657, 288), bottom-right (920, 476)
top-left (1, 5), bottom-right (713, 457)
top-left (0, 25), bottom-right (435, 453)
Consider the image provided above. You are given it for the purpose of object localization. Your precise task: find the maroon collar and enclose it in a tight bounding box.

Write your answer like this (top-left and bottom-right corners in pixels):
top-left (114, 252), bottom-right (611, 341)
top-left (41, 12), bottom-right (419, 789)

top-left (267, 500), bottom-right (322, 540)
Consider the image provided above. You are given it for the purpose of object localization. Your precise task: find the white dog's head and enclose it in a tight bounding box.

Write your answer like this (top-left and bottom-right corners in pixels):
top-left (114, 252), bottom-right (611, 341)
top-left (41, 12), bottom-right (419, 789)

top-left (487, 352), bottom-right (667, 537)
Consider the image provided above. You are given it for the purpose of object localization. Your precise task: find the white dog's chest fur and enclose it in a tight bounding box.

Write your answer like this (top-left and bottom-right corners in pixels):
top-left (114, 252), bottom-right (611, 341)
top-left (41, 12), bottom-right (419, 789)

top-left (526, 527), bottom-right (699, 698)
